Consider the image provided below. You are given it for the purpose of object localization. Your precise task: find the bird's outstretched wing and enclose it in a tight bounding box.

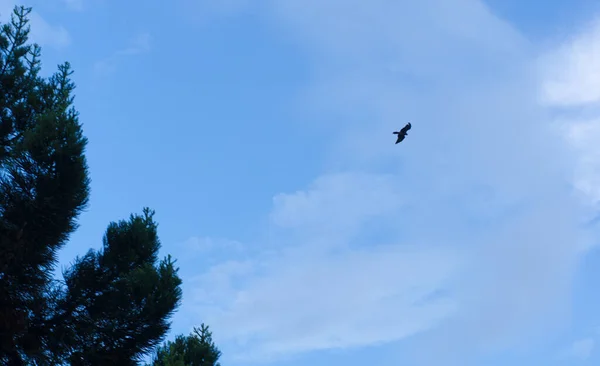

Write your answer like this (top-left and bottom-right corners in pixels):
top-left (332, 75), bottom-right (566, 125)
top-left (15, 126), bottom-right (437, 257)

top-left (400, 122), bottom-right (411, 134)
top-left (393, 122), bottom-right (411, 144)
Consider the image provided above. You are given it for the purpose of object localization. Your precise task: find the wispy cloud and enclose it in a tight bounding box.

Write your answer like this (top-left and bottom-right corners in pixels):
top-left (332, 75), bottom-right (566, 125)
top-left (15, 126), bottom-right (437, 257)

top-left (187, 172), bottom-right (462, 362)
top-left (93, 32), bottom-right (151, 76)
top-left (565, 337), bottom-right (596, 361)
top-left (179, 0), bottom-right (598, 364)
top-left (61, 0), bottom-right (83, 12)
top-left (539, 17), bottom-right (600, 108)
top-left (540, 16), bottom-right (600, 214)
top-left (182, 236), bottom-right (244, 254)
top-left (27, 12), bottom-right (70, 48)
top-left (0, 0), bottom-right (70, 48)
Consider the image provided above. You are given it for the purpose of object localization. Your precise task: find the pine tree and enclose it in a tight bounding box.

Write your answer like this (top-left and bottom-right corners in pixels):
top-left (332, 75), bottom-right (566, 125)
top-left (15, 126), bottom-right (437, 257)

top-left (149, 324), bottom-right (222, 366)
top-left (61, 209), bottom-right (183, 365)
top-left (0, 6), bottom-right (183, 364)
top-left (0, 5), bottom-right (90, 364)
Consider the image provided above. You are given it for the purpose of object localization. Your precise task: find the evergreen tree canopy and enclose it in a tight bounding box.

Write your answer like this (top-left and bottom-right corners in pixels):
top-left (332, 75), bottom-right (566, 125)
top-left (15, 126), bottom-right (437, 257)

top-left (0, 5), bottom-right (90, 364)
top-left (149, 324), bottom-right (222, 366)
top-left (62, 209), bottom-right (183, 365)
top-left (0, 6), bottom-right (183, 365)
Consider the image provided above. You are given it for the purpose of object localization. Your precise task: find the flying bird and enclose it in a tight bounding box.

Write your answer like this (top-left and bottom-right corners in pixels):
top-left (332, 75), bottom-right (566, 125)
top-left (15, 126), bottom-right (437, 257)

top-left (393, 122), bottom-right (411, 144)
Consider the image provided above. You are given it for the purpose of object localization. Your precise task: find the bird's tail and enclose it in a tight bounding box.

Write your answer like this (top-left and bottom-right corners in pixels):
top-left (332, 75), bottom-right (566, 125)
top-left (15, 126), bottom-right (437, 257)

top-left (393, 131), bottom-right (399, 134)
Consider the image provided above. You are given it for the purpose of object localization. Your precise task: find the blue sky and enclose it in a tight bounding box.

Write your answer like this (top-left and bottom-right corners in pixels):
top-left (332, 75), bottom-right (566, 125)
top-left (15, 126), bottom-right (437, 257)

top-left (3, 0), bottom-right (600, 365)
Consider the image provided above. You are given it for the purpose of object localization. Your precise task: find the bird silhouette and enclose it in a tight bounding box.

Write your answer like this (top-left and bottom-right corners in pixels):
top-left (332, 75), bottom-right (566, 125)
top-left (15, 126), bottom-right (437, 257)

top-left (393, 122), bottom-right (411, 144)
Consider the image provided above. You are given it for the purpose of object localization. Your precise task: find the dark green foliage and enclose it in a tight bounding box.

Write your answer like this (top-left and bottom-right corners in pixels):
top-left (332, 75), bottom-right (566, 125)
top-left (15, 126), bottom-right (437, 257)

top-left (149, 324), bottom-right (222, 366)
top-left (0, 5), bottom-right (90, 365)
top-left (61, 208), bottom-right (183, 365)
top-left (0, 6), bottom-right (183, 365)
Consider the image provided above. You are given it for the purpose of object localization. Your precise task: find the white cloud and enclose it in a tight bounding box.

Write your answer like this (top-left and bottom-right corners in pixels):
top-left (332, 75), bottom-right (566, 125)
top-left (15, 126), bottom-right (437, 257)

top-left (182, 236), bottom-right (244, 254)
top-left (568, 338), bottom-right (595, 360)
top-left (93, 32), bottom-right (151, 76)
top-left (182, 172), bottom-right (462, 361)
top-left (61, 0), bottom-right (83, 11)
top-left (27, 12), bottom-right (70, 48)
top-left (117, 32), bottom-right (151, 56)
top-left (539, 17), bottom-right (600, 107)
top-left (539, 14), bottom-right (600, 221)
top-left (0, 1), bottom-right (70, 48)
top-left (181, 0), bottom-right (596, 364)
top-left (178, 0), bottom-right (253, 24)
top-left (270, 172), bottom-right (405, 241)
top-left (565, 119), bottom-right (600, 206)
top-left (197, 243), bottom-right (460, 362)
